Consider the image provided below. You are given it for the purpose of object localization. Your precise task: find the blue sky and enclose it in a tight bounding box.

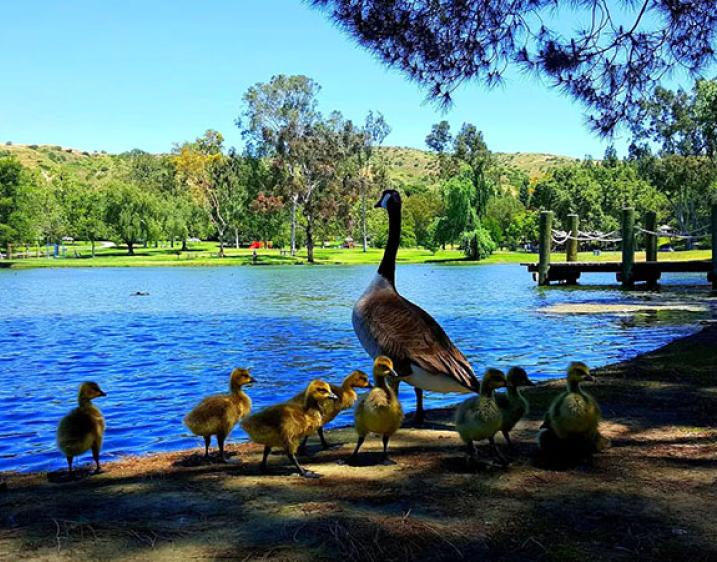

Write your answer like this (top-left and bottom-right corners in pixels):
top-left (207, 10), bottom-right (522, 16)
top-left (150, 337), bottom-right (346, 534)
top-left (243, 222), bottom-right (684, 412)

top-left (0, 1), bottom-right (704, 157)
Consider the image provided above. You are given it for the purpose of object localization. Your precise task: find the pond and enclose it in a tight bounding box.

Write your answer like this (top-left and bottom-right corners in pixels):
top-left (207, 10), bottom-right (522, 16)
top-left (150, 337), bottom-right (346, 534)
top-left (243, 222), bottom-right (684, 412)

top-left (0, 264), bottom-right (713, 472)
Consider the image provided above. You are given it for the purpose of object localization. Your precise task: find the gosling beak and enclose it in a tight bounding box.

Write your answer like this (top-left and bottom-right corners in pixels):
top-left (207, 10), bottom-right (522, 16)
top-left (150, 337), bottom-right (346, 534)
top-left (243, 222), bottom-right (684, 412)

top-left (366, 383), bottom-right (374, 388)
top-left (328, 392), bottom-right (339, 400)
top-left (388, 368), bottom-right (401, 378)
top-left (583, 374), bottom-right (595, 382)
top-left (526, 380), bottom-right (536, 386)
top-left (98, 390), bottom-right (107, 397)
top-left (248, 377), bottom-right (257, 384)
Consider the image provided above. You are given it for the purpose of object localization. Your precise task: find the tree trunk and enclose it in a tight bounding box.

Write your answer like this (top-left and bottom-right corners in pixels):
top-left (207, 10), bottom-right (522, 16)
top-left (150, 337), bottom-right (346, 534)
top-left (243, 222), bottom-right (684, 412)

top-left (170, 238), bottom-right (174, 248)
top-left (361, 178), bottom-right (368, 252)
top-left (235, 228), bottom-right (240, 249)
top-left (305, 220), bottom-right (314, 264)
top-left (127, 241), bottom-right (134, 256)
top-left (290, 194), bottom-right (298, 257)
top-left (181, 238), bottom-right (188, 251)
top-left (91, 239), bottom-right (96, 258)
top-left (218, 232), bottom-right (225, 258)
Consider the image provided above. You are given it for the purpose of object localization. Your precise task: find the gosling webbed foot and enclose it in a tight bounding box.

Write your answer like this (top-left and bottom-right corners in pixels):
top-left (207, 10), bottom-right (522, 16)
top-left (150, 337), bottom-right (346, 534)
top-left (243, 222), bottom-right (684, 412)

top-left (380, 457), bottom-right (397, 466)
top-left (298, 470), bottom-right (321, 479)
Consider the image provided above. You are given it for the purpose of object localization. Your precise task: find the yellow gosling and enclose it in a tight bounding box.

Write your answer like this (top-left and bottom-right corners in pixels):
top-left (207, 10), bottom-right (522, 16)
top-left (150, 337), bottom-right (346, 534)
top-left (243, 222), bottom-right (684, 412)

top-left (57, 382), bottom-right (107, 477)
top-left (495, 366), bottom-right (534, 447)
top-left (290, 369), bottom-right (371, 450)
top-left (455, 368), bottom-right (508, 465)
top-left (347, 356), bottom-right (404, 465)
top-left (241, 379), bottom-right (338, 478)
top-left (184, 367), bottom-right (255, 462)
top-left (539, 362), bottom-right (607, 460)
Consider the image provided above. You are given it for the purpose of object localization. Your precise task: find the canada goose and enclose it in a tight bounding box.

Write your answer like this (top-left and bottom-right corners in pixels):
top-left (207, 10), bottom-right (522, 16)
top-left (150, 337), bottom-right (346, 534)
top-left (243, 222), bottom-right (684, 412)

top-left (495, 366), bottom-right (534, 447)
top-left (352, 189), bottom-right (480, 424)
top-left (184, 367), bottom-right (255, 461)
top-left (241, 379), bottom-right (338, 478)
top-left (347, 356), bottom-right (404, 465)
top-left (56, 382), bottom-right (107, 477)
top-left (290, 369), bottom-right (371, 450)
top-left (455, 368), bottom-right (508, 465)
top-left (539, 362), bottom-right (606, 460)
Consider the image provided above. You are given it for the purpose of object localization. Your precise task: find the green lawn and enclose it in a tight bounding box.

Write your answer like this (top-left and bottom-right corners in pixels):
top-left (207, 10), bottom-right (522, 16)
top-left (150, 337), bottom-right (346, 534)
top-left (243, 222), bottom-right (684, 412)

top-left (1, 241), bottom-right (712, 269)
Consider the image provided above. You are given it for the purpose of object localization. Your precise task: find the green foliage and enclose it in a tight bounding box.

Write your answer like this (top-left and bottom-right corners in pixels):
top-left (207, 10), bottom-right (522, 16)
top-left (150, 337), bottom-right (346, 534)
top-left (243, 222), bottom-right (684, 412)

top-left (460, 225), bottom-right (496, 260)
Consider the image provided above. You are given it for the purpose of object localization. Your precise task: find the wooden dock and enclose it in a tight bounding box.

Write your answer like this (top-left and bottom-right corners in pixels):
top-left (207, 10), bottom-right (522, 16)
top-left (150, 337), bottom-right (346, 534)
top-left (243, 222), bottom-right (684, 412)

top-left (523, 205), bottom-right (717, 289)
top-left (522, 259), bottom-right (714, 285)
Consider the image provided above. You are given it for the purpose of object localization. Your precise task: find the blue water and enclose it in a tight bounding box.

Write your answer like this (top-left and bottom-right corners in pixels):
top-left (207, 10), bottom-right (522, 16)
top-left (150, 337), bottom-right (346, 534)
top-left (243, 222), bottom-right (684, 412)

top-left (0, 264), bottom-right (713, 472)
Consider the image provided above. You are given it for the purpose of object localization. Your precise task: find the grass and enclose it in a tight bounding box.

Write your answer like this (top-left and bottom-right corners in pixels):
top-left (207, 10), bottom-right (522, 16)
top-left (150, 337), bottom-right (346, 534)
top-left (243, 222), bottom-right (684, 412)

top-left (2, 242), bottom-right (712, 269)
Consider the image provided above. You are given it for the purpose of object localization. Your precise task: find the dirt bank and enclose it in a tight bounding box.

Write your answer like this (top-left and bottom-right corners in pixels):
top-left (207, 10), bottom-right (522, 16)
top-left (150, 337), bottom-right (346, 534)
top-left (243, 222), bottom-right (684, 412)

top-left (1, 325), bottom-right (716, 561)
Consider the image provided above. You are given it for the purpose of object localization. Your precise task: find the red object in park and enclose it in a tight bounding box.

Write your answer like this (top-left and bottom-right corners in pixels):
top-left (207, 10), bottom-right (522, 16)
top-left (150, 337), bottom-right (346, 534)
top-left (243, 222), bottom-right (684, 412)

top-left (248, 241), bottom-right (262, 249)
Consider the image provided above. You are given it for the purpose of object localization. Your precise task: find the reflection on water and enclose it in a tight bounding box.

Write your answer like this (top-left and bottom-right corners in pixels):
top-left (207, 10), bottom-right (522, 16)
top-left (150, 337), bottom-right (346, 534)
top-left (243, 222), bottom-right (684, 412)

top-left (0, 264), bottom-right (713, 472)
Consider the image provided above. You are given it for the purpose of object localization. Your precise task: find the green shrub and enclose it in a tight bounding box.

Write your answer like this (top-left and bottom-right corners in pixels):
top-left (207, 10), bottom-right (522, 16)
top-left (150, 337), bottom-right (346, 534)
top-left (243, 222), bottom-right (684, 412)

top-left (461, 225), bottom-right (496, 260)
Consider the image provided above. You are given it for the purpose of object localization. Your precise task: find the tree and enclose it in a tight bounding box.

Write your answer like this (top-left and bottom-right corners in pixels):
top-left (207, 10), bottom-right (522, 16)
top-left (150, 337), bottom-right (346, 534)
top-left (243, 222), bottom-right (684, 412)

top-left (631, 79), bottom-right (717, 158)
top-left (0, 157), bottom-right (37, 256)
top-left (312, 1), bottom-right (717, 133)
top-left (249, 192), bottom-right (285, 248)
top-left (104, 182), bottom-right (159, 255)
top-left (357, 111), bottom-right (391, 252)
top-left (432, 175), bottom-right (476, 251)
top-left (238, 75), bottom-right (321, 256)
top-left (206, 151), bottom-right (248, 257)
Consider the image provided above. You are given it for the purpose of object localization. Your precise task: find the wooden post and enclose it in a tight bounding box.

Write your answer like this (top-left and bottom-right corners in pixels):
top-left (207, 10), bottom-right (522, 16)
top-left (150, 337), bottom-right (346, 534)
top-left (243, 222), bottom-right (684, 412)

top-left (621, 208), bottom-right (635, 288)
top-left (538, 210), bottom-right (553, 286)
top-left (645, 211), bottom-right (657, 262)
top-left (566, 214), bottom-right (579, 262)
top-left (711, 204), bottom-right (717, 292)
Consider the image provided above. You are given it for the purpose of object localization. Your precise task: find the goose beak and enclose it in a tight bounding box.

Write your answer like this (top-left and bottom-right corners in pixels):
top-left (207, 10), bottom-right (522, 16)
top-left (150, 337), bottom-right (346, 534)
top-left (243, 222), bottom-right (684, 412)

top-left (374, 199), bottom-right (382, 208)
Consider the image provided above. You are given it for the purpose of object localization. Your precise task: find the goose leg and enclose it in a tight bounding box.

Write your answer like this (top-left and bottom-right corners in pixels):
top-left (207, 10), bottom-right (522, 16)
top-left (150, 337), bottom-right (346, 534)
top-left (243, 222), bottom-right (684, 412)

top-left (489, 436), bottom-right (508, 466)
top-left (346, 435), bottom-right (365, 464)
top-left (317, 427), bottom-right (333, 449)
top-left (288, 452), bottom-right (320, 479)
top-left (91, 443), bottom-right (102, 474)
top-left (297, 435), bottom-right (309, 455)
top-left (381, 434), bottom-right (396, 465)
top-left (217, 433), bottom-right (227, 463)
top-left (413, 387), bottom-right (425, 425)
top-left (260, 446), bottom-right (271, 473)
top-left (203, 435), bottom-right (211, 458)
top-left (502, 430), bottom-right (513, 448)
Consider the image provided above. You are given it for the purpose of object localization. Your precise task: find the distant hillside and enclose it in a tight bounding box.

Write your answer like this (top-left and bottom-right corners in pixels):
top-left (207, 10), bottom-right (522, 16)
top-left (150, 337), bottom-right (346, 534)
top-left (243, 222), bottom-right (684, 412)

top-left (0, 142), bottom-right (576, 189)
top-left (378, 146), bottom-right (577, 191)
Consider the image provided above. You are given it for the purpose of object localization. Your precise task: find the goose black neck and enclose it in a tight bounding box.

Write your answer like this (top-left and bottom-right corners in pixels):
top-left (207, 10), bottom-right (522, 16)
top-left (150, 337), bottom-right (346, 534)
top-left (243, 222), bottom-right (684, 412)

top-left (378, 203), bottom-right (401, 286)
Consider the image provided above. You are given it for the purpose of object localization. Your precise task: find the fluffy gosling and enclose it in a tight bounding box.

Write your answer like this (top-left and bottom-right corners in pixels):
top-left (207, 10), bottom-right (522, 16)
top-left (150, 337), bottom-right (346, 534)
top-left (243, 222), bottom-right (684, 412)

top-left (57, 381), bottom-right (107, 477)
top-left (184, 367), bottom-right (255, 462)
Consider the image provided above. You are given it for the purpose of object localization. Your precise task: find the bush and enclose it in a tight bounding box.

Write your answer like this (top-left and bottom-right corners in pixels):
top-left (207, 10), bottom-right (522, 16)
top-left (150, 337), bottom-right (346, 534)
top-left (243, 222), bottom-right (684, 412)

top-left (461, 225), bottom-right (496, 260)
top-left (28, 144), bottom-right (38, 150)
top-left (5, 141), bottom-right (11, 146)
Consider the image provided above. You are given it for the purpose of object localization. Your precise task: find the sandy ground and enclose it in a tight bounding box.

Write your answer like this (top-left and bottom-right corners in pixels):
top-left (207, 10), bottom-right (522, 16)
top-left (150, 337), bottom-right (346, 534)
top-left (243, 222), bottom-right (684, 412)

top-left (1, 325), bottom-right (716, 561)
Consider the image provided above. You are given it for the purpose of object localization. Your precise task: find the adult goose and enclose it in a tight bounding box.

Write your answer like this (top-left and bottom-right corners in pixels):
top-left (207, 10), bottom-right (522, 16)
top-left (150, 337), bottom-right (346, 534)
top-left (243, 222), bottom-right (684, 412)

top-left (352, 189), bottom-right (480, 423)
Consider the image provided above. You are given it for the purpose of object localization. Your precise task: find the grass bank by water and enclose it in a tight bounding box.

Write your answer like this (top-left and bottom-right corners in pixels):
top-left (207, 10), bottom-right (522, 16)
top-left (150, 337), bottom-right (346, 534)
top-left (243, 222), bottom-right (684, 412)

top-left (1, 324), bottom-right (715, 560)
top-left (2, 242), bottom-right (712, 269)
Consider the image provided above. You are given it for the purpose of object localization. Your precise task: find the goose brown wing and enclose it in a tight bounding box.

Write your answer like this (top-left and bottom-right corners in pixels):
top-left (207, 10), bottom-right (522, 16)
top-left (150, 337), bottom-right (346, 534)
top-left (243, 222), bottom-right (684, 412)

top-left (361, 291), bottom-right (479, 391)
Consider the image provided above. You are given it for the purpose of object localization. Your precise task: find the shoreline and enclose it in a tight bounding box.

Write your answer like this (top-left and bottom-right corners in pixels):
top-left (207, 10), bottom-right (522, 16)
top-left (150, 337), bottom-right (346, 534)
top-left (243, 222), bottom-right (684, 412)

top-left (1, 324), bottom-right (716, 560)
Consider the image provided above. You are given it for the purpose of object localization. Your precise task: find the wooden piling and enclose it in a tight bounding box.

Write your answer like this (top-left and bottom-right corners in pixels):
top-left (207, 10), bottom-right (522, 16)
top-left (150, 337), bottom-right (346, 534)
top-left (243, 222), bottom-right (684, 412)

top-left (645, 211), bottom-right (658, 262)
top-left (538, 211), bottom-right (553, 286)
top-left (566, 214), bottom-right (579, 262)
top-left (621, 208), bottom-right (635, 288)
top-left (712, 204), bottom-right (717, 292)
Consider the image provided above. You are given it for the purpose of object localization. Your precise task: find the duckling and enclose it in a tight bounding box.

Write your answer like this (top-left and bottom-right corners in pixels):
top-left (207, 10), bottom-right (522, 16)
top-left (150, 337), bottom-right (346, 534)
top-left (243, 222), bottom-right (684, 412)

top-left (291, 369), bottom-right (372, 450)
top-left (495, 366), bottom-right (534, 447)
top-left (56, 381), bottom-right (107, 477)
top-left (241, 379), bottom-right (338, 478)
top-left (184, 367), bottom-right (255, 462)
top-left (538, 362), bottom-right (605, 460)
top-left (455, 368), bottom-right (508, 465)
top-left (347, 356), bottom-right (403, 465)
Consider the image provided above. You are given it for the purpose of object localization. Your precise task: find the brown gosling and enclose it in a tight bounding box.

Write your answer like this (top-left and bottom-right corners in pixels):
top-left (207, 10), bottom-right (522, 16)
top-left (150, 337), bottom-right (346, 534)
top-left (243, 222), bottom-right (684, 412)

top-left (56, 381), bottom-right (107, 477)
top-left (495, 366), bottom-right (534, 447)
top-left (241, 379), bottom-right (338, 478)
top-left (184, 367), bottom-right (255, 462)
top-left (347, 356), bottom-right (403, 465)
top-left (289, 369), bottom-right (372, 450)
